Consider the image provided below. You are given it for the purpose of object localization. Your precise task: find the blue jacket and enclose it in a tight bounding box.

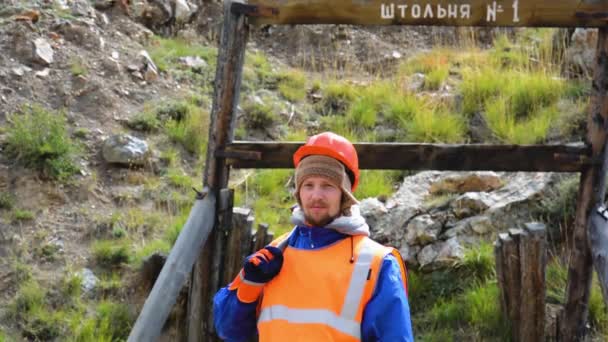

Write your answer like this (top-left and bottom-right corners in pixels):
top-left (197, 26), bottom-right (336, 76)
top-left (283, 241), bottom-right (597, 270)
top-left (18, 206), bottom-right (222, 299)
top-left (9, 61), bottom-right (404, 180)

top-left (213, 225), bottom-right (414, 341)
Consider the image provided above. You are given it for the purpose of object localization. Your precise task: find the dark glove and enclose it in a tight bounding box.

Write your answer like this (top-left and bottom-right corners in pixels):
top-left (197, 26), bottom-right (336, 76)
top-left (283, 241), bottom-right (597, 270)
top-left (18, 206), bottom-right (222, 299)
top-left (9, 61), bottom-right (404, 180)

top-left (243, 246), bottom-right (284, 284)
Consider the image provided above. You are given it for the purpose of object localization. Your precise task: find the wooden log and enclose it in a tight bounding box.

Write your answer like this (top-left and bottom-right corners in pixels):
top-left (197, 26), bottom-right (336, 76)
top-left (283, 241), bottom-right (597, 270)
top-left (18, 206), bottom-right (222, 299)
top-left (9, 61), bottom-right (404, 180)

top-left (224, 142), bottom-right (591, 172)
top-left (253, 223), bottom-right (270, 252)
top-left (494, 234), bottom-right (509, 318)
top-left (224, 207), bottom-right (251, 285)
top-left (241, 215), bottom-right (255, 266)
top-left (243, 0), bottom-right (608, 27)
top-left (188, 0), bottom-right (249, 341)
top-left (505, 229), bottom-right (523, 337)
top-left (561, 27), bottom-right (608, 342)
top-left (264, 230), bottom-right (275, 246)
top-left (127, 194), bottom-right (216, 342)
top-left (518, 222), bottom-right (547, 342)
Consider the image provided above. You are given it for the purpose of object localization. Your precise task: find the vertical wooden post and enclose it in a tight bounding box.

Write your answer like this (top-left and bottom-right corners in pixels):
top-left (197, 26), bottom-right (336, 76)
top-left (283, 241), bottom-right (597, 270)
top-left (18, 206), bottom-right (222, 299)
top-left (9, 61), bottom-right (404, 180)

top-left (561, 27), bottom-right (608, 341)
top-left (495, 224), bottom-right (546, 342)
top-left (187, 0), bottom-right (248, 340)
top-left (518, 222), bottom-right (546, 342)
top-left (223, 207), bottom-right (251, 284)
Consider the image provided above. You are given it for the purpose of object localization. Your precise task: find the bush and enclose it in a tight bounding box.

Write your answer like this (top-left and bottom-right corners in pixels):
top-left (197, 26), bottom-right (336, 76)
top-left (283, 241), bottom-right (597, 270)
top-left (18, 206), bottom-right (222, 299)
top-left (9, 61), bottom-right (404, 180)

top-left (277, 69), bottom-right (307, 102)
top-left (319, 81), bottom-right (358, 115)
top-left (0, 192), bottom-right (15, 210)
top-left (92, 240), bottom-right (130, 267)
top-left (5, 105), bottom-right (80, 181)
top-left (164, 101), bottom-right (209, 155)
top-left (405, 107), bottom-right (465, 143)
top-left (242, 101), bottom-right (277, 129)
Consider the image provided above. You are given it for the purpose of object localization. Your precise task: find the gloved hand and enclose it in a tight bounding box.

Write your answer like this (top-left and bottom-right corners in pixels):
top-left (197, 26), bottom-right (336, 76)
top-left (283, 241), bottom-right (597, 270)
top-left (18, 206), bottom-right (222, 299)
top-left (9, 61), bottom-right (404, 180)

top-left (243, 246), bottom-right (283, 284)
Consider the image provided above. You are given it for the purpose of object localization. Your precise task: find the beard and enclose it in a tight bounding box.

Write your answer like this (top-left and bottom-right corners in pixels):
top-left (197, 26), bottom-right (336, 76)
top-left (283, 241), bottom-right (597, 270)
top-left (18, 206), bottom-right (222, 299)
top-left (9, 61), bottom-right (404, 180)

top-left (303, 207), bottom-right (338, 227)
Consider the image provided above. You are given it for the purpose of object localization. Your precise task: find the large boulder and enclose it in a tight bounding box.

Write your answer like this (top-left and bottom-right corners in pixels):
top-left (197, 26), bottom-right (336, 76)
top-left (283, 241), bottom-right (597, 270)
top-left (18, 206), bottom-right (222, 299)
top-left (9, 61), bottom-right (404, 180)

top-left (361, 171), bottom-right (556, 270)
top-left (102, 134), bottom-right (150, 166)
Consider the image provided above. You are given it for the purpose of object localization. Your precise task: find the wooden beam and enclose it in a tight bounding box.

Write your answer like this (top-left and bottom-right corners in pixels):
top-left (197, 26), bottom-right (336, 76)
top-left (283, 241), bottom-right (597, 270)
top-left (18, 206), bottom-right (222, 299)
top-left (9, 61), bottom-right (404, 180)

top-left (561, 27), bottom-right (608, 341)
top-left (243, 0), bottom-right (608, 27)
top-left (223, 142), bottom-right (591, 172)
top-left (127, 194), bottom-right (216, 342)
top-left (187, 1), bottom-right (248, 341)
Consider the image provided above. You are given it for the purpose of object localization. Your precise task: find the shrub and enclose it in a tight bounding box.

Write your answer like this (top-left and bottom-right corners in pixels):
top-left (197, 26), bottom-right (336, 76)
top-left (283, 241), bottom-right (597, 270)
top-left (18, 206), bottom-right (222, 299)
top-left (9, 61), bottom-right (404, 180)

top-left (405, 107), bottom-right (465, 143)
top-left (354, 170), bottom-right (401, 200)
top-left (319, 81), bottom-right (358, 115)
top-left (5, 105), bottom-right (80, 181)
top-left (0, 192), bottom-right (15, 210)
top-left (165, 101), bottom-right (209, 155)
top-left (92, 240), bottom-right (130, 267)
top-left (12, 209), bottom-right (34, 222)
top-left (127, 109), bottom-right (161, 132)
top-left (242, 101), bottom-right (277, 129)
top-left (277, 69), bottom-right (307, 102)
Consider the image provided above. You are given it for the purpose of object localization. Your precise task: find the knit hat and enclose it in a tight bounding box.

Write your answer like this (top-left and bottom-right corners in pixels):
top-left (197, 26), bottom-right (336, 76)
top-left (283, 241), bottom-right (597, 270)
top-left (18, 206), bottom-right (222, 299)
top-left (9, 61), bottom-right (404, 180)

top-left (294, 155), bottom-right (359, 215)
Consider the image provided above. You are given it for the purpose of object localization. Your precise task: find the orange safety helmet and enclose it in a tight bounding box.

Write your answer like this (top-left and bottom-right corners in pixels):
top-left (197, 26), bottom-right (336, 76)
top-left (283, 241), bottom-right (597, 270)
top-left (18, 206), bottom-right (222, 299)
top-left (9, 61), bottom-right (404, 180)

top-left (293, 132), bottom-right (360, 191)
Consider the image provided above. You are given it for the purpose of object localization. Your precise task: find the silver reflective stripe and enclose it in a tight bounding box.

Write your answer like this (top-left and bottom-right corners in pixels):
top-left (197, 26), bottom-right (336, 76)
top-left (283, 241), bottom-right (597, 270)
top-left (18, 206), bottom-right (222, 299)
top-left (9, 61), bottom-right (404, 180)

top-left (340, 238), bottom-right (375, 320)
top-left (239, 270), bottom-right (265, 287)
top-left (258, 305), bottom-right (361, 340)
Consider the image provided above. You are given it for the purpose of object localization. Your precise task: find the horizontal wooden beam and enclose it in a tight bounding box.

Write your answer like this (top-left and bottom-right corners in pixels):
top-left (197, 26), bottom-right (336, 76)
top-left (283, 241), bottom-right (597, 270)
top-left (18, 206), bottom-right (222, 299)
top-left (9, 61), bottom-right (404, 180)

top-left (241, 0), bottom-right (608, 27)
top-left (223, 141), bottom-right (592, 172)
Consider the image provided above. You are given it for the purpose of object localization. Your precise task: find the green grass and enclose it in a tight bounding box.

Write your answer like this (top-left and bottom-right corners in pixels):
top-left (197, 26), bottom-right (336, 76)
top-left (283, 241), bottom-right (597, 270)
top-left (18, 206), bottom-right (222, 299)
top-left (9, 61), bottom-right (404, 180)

top-left (5, 105), bottom-right (81, 181)
top-left (164, 100), bottom-right (209, 156)
top-left (147, 37), bottom-right (217, 73)
top-left (0, 192), bottom-right (15, 210)
top-left (424, 66), bottom-right (449, 91)
top-left (277, 69), bottom-right (307, 102)
top-left (12, 209), bottom-right (34, 222)
top-left (353, 170), bottom-right (401, 200)
top-left (399, 49), bottom-right (452, 76)
top-left (319, 81), bottom-right (358, 115)
top-left (70, 58), bottom-right (88, 77)
top-left (242, 101), bottom-right (277, 129)
top-left (127, 107), bottom-right (161, 132)
top-left (92, 240), bottom-right (131, 268)
top-left (244, 51), bottom-right (279, 89)
top-left (405, 107), bottom-right (466, 143)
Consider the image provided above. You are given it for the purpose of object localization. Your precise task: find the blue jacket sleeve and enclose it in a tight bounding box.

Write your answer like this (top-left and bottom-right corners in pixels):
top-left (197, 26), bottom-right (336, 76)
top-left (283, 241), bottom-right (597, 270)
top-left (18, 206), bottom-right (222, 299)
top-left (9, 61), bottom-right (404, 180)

top-left (361, 254), bottom-right (414, 341)
top-left (213, 287), bottom-right (258, 341)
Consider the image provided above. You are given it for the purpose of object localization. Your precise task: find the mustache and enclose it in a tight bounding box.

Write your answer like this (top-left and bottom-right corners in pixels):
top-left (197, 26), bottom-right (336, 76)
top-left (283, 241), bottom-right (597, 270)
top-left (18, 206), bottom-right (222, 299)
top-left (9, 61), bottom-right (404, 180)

top-left (307, 201), bottom-right (328, 207)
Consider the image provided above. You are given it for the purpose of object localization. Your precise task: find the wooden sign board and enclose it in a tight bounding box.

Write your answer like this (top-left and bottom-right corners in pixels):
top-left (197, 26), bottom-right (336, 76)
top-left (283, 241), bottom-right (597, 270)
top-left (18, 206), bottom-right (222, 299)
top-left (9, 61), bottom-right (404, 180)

top-left (243, 0), bottom-right (608, 27)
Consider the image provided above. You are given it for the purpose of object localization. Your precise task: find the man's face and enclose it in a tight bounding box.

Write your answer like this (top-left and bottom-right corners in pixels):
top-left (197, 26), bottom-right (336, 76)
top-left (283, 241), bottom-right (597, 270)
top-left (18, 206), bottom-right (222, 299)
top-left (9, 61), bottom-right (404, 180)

top-left (299, 176), bottom-right (342, 226)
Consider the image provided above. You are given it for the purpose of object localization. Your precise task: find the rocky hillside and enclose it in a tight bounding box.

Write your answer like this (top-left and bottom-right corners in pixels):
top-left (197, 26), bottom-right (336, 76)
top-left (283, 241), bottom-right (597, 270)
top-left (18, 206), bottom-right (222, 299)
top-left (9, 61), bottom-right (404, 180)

top-left (0, 0), bottom-right (605, 340)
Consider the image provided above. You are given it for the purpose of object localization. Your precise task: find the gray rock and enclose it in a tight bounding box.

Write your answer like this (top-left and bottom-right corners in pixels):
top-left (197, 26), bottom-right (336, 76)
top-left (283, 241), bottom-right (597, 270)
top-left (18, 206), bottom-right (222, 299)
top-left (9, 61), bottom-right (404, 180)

top-left (469, 215), bottom-right (493, 235)
top-left (71, 0), bottom-right (95, 17)
top-left (407, 73), bottom-right (425, 92)
top-left (178, 56), bottom-right (207, 69)
top-left (405, 214), bottom-right (441, 245)
top-left (80, 268), bottom-right (99, 294)
top-left (102, 134), bottom-right (149, 166)
top-left (33, 38), bottom-right (53, 66)
top-left (359, 198), bottom-right (387, 231)
top-left (451, 192), bottom-right (494, 218)
top-left (429, 171), bottom-right (503, 195)
top-left (102, 57), bottom-right (121, 76)
top-left (174, 0), bottom-right (198, 24)
top-left (139, 50), bottom-right (158, 82)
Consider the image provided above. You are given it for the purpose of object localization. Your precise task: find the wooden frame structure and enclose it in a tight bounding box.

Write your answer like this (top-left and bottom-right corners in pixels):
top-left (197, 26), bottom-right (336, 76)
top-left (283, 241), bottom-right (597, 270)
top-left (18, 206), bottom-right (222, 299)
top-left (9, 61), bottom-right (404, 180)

top-left (129, 1), bottom-right (608, 341)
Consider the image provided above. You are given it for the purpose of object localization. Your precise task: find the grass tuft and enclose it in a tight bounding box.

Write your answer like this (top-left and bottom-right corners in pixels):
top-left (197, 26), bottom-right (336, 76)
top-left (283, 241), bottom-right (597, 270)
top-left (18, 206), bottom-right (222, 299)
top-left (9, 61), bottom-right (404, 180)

top-left (5, 105), bottom-right (81, 181)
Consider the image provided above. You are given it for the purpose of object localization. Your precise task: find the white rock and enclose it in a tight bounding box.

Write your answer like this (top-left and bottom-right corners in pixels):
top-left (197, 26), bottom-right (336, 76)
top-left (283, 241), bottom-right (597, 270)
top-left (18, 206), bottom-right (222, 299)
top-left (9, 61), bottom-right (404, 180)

top-left (33, 38), bottom-right (54, 65)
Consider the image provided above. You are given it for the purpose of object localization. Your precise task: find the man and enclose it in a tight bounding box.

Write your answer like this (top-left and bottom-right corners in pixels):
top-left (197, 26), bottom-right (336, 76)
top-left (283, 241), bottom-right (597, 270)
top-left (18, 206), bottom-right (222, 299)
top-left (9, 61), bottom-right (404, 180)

top-left (214, 132), bottom-right (414, 341)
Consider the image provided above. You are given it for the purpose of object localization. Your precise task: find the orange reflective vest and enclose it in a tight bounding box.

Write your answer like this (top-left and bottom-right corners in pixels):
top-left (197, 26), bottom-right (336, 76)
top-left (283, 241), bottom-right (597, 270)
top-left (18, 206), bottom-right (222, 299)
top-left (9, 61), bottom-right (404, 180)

top-left (257, 234), bottom-right (408, 341)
